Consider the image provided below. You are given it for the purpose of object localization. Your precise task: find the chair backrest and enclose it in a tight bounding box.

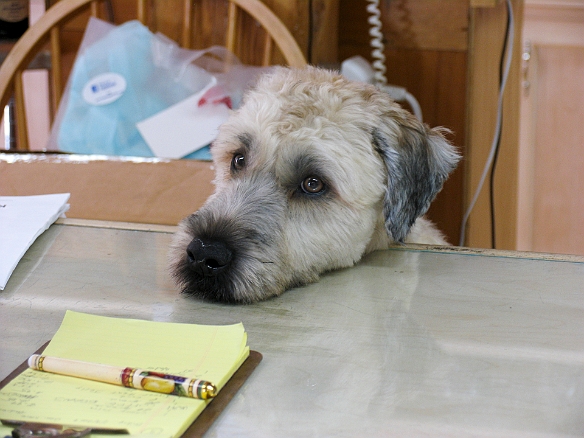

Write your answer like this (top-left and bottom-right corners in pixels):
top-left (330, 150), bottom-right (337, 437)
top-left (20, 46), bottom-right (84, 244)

top-left (0, 0), bottom-right (306, 150)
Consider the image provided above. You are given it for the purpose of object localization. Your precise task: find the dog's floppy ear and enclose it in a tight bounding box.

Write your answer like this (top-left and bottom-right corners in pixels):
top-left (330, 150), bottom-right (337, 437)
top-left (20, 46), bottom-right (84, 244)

top-left (372, 113), bottom-right (460, 243)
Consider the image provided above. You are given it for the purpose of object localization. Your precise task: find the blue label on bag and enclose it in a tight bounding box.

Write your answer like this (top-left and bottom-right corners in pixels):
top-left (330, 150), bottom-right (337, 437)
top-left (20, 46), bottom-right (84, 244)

top-left (82, 72), bottom-right (127, 106)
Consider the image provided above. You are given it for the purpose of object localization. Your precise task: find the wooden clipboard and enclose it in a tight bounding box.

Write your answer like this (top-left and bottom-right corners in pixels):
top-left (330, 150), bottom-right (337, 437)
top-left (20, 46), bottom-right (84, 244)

top-left (0, 342), bottom-right (262, 438)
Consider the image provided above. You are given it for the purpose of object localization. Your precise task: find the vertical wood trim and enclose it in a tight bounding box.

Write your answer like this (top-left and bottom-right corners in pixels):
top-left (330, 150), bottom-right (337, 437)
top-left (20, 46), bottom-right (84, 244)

top-left (262, 33), bottom-right (272, 65)
top-left (226, 2), bottom-right (238, 53)
top-left (90, 0), bottom-right (98, 16)
top-left (14, 70), bottom-right (28, 150)
top-left (516, 39), bottom-right (536, 251)
top-left (310, 0), bottom-right (339, 65)
top-left (496, 0), bottom-right (524, 250)
top-left (137, 0), bottom-right (146, 24)
top-left (182, 0), bottom-right (193, 48)
top-left (49, 26), bottom-right (62, 117)
top-left (465, 0), bottom-right (524, 249)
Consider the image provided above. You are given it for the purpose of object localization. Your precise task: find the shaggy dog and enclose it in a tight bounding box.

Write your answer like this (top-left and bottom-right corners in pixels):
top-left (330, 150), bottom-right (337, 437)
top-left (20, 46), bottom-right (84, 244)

top-left (169, 66), bottom-right (460, 303)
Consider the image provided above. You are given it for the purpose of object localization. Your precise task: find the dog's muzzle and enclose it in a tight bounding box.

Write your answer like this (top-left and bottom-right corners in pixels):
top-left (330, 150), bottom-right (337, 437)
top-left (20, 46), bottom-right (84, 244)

top-left (171, 173), bottom-right (291, 303)
top-left (186, 237), bottom-right (232, 277)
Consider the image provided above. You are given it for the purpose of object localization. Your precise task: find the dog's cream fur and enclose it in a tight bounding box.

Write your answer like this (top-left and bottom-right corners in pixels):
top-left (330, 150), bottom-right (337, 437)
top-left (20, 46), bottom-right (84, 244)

top-left (169, 66), bottom-right (460, 303)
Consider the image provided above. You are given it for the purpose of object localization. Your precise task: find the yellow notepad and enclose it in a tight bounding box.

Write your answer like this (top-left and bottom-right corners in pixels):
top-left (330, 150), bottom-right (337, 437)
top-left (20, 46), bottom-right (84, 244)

top-left (0, 311), bottom-right (249, 437)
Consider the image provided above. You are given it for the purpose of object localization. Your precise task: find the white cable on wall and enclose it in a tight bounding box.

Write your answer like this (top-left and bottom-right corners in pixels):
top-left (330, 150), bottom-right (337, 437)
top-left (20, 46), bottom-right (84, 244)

top-left (459, 0), bottom-right (514, 247)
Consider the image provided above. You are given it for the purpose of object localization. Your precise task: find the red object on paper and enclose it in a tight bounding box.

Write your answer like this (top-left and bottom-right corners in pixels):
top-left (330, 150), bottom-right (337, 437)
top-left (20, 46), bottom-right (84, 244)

top-left (198, 86), bottom-right (233, 109)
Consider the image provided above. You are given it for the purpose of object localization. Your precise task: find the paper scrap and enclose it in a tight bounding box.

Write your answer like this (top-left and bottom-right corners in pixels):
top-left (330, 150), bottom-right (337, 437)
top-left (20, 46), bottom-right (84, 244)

top-left (0, 311), bottom-right (249, 438)
top-left (0, 194), bottom-right (70, 290)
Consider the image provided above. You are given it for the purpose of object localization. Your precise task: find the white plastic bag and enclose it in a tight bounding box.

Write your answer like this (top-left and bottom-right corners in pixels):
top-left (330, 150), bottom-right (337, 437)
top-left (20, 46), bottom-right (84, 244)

top-left (48, 17), bottom-right (270, 159)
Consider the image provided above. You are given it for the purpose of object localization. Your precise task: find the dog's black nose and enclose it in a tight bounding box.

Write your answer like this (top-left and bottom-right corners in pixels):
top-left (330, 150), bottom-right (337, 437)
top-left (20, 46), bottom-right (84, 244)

top-left (186, 238), bottom-right (232, 277)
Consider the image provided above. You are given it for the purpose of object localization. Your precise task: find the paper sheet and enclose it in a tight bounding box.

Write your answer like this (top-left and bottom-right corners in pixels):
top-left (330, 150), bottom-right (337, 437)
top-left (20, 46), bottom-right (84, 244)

top-left (0, 311), bottom-right (249, 437)
top-left (136, 80), bottom-right (231, 159)
top-left (0, 194), bottom-right (70, 290)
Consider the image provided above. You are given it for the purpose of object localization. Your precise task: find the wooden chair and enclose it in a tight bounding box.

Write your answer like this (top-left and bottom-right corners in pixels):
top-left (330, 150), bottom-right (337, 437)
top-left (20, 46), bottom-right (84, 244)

top-left (0, 0), bottom-right (306, 151)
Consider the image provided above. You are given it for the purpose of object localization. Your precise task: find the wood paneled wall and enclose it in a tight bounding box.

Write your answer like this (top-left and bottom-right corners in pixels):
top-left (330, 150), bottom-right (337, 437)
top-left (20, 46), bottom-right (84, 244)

top-left (55, 0), bottom-right (338, 66)
top-left (110, 0), bottom-right (312, 65)
top-left (339, 0), bottom-right (469, 245)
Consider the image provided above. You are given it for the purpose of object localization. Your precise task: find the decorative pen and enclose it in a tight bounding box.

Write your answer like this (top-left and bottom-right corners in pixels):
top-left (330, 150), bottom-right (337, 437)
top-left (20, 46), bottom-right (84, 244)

top-left (28, 354), bottom-right (217, 400)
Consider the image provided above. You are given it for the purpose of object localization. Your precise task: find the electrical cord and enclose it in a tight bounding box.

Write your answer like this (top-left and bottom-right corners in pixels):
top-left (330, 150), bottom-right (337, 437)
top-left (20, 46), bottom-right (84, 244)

top-left (366, 0), bottom-right (388, 85)
top-left (459, 0), bottom-right (514, 247)
top-left (489, 4), bottom-right (512, 249)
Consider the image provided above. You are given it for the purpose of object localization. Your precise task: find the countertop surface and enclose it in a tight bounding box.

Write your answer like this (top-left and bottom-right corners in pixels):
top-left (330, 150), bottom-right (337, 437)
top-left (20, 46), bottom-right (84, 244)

top-left (1, 221), bottom-right (583, 437)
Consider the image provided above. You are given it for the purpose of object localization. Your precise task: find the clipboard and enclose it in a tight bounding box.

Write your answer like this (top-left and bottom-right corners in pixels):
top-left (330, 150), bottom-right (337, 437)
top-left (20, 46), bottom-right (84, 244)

top-left (0, 342), bottom-right (262, 438)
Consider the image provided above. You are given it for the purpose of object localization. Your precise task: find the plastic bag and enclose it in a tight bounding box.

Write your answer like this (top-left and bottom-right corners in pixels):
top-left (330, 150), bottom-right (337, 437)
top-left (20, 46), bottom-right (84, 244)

top-left (48, 17), bottom-right (270, 159)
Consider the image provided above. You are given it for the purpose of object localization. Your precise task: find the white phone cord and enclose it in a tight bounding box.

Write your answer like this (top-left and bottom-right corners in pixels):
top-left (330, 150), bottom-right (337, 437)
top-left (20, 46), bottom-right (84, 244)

top-left (365, 0), bottom-right (423, 121)
top-left (366, 0), bottom-right (388, 86)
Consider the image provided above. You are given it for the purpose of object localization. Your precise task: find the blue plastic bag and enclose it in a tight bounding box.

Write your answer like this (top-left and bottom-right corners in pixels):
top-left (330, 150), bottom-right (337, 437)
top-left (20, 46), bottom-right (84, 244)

top-left (48, 18), bottom-right (268, 160)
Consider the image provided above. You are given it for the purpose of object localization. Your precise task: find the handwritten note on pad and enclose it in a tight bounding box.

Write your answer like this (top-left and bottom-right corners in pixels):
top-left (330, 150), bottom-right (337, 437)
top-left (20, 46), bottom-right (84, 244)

top-left (0, 311), bottom-right (250, 437)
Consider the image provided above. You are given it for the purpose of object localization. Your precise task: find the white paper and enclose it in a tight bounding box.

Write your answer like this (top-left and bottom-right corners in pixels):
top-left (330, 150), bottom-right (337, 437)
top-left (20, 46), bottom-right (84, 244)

top-left (0, 194), bottom-right (70, 290)
top-left (136, 81), bottom-right (231, 159)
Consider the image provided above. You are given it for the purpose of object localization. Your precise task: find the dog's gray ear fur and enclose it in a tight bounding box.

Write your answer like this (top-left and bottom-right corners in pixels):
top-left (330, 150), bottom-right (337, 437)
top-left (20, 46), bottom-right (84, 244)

top-left (372, 117), bottom-right (460, 243)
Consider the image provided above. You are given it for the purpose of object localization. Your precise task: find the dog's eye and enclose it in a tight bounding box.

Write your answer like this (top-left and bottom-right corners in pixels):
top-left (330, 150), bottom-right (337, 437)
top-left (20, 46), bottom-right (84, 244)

top-left (231, 153), bottom-right (245, 171)
top-left (301, 176), bottom-right (325, 194)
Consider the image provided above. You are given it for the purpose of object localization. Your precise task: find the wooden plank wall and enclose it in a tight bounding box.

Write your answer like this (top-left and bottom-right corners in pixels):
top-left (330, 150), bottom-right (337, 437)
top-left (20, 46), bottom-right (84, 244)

top-left (56, 0), bottom-right (339, 67)
top-left (338, 0), bottom-right (469, 245)
top-left (109, 0), bottom-right (311, 65)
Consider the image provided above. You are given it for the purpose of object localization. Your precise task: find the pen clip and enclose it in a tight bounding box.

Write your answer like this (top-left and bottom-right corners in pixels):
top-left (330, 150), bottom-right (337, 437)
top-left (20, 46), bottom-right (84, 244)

top-left (1, 420), bottom-right (129, 437)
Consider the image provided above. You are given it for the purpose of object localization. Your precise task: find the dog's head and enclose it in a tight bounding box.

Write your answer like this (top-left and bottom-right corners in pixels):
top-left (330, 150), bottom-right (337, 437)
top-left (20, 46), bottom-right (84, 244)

top-left (170, 66), bottom-right (459, 303)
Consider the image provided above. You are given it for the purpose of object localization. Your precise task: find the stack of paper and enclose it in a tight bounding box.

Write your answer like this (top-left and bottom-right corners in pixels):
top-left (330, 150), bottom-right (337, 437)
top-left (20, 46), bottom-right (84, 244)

top-left (0, 193), bottom-right (70, 290)
top-left (0, 311), bottom-right (250, 437)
